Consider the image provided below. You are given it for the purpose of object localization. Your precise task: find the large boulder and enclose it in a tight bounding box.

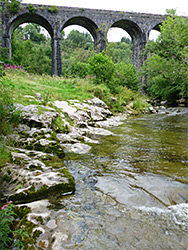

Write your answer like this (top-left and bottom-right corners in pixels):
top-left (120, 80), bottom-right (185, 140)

top-left (1, 149), bottom-right (75, 203)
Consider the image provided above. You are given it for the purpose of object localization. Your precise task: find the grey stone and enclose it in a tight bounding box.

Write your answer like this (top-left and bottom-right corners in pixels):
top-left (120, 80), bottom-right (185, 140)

top-left (64, 143), bottom-right (92, 154)
top-left (1, 2), bottom-right (166, 77)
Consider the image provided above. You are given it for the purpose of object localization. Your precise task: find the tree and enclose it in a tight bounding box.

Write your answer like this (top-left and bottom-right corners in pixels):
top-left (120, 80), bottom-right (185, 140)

top-left (65, 30), bottom-right (93, 49)
top-left (88, 51), bottom-right (115, 85)
top-left (115, 62), bottom-right (139, 91)
top-left (11, 23), bottom-right (52, 74)
top-left (107, 41), bottom-right (132, 64)
top-left (22, 23), bottom-right (46, 44)
top-left (141, 10), bottom-right (188, 102)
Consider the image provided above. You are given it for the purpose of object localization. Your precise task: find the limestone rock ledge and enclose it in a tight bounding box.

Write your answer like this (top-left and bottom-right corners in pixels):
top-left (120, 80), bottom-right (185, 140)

top-left (0, 97), bottom-right (128, 204)
top-left (1, 150), bottom-right (75, 203)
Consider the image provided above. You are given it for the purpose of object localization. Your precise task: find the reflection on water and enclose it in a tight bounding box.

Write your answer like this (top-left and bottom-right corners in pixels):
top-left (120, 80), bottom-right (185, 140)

top-left (57, 107), bottom-right (188, 249)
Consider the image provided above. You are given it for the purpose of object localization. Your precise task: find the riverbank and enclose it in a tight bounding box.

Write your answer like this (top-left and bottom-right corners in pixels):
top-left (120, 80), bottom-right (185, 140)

top-left (0, 70), bottom-right (172, 248)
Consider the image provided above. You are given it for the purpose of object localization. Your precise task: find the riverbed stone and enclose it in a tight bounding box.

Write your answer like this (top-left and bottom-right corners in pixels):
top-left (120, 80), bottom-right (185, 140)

top-left (63, 143), bottom-right (92, 154)
top-left (46, 219), bottom-right (57, 229)
top-left (54, 98), bottom-right (112, 126)
top-left (1, 96), bottom-right (125, 204)
top-left (15, 104), bottom-right (58, 128)
top-left (0, 149), bottom-right (75, 203)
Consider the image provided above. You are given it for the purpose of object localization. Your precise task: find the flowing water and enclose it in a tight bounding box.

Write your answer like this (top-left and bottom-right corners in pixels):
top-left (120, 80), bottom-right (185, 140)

top-left (55, 107), bottom-right (188, 250)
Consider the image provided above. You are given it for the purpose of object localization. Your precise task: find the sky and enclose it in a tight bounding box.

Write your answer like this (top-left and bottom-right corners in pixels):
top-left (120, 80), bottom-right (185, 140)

top-left (21, 0), bottom-right (188, 41)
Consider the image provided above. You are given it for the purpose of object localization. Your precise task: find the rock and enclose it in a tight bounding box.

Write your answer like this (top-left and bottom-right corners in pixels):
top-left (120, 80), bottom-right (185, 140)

top-left (87, 97), bottom-right (108, 108)
top-left (15, 104), bottom-right (58, 128)
top-left (54, 98), bottom-right (112, 125)
top-left (46, 219), bottom-right (57, 229)
top-left (64, 143), bottom-right (92, 154)
top-left (23, 95), bottom-right (35, 99)
top-left (2, 96), bottom-right (128, 204)
top-left (56, 133), bottom-right (79, 144)
top-left (149, 106), bottom-right (157, 113)
top-left (80, 126), bottom-right (114, 138)
top-left (1, 151), bottom-right (75, 203)
top-left (36, 93), bottom-right (43, 101)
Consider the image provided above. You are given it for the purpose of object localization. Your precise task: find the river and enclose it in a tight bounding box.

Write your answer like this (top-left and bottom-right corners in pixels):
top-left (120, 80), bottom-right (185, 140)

top-left (55, 107), bottom-right (188, 249)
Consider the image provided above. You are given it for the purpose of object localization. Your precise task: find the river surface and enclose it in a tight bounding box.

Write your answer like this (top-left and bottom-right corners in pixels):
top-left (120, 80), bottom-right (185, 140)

top-left (57, 107), bottom-right (188, 250)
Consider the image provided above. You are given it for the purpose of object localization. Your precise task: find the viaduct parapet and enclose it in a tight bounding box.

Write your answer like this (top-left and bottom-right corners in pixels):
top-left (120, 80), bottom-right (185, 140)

top-left (0, 3), bottom-right (166, 76)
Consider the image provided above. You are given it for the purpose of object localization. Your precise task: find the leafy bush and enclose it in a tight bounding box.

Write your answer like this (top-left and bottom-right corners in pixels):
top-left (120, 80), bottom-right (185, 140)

top-left (133, 98), bottom-right (150, 112)
top-left (47, 6), bottom-right (58, 13)
top-left (141, 11), bottom-right (188, 102)
top-left (0, 78), bottom-right (20, 136)
top-left (88, 51), bottom-right (115, 85)
top-left (70, 61), bottom-right (89, 78)
top-left (0, 201), bottom-right (29, 249)
top-left (27, 3), bottom-right (37, 13)
top-left (115, 62), bottom-right (139, 91)
top-left (6, 0), bottom-right (21, 14)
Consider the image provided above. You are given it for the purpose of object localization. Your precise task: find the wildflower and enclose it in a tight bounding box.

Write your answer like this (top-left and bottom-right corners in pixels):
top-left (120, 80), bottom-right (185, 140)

top-left (9, 201), bottom-right (13, 204)
top-left (21, 225), bottom-right (25, 228)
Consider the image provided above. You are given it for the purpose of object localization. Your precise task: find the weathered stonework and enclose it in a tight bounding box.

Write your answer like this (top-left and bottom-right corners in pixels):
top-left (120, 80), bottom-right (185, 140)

top-left (0, 2), bottom-right (166, 75)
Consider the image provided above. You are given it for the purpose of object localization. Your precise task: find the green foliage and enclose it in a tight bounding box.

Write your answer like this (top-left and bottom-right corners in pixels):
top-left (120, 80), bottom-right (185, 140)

top-left (0, 78), bottom-right (20, 136)
top-left (11, 24), bottom-right (52, 74)
top-left (5, 0), bottom-right (21, 14)
top-left (88, 51), bottom-right (115, 85)
top-left (47, 6), bottom-right (58, 13)
top-left (27, 3), bottom-right (37, 13)
top-left (70, 61), bottom-right (89, 78)
top-left (63, 30), bottom-right (93, 50)
top-left (0, 202), bottom-right (29, 249)
top-left (0, 138), bottom-right (11, 166)
top-left (115, 62), bottom-right (139, 91)
top-left (141, 10), bottom-right (188, 102)
top-left (88, 52), bottom-right (139, 94)
top-left (107, 41), bottom-right (132, 64)
top-left (133, 98), bottom-right (150, 112)
top-left (0, 64), bottom-right (5, 77)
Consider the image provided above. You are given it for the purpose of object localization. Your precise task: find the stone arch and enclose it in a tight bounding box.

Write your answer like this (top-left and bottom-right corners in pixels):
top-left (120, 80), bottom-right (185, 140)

top-left (62, 16), bottom-right (98, 41)
top-left (110, 19), bottom-right (147, 69)
top-left (5, 13), bottom-right (53, 59)
top-left (61, 16), bottom-right (106, 51)
top-left (148, 21), bottom-right (163, 41)
top-left (111, 19), bottom-right (143, 43)
top-left (7, 13), bottom-right (53, 38)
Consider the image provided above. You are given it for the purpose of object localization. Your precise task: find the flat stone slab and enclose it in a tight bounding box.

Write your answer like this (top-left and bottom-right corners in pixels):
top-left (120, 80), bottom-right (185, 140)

top-left (1, 150), bottom-right (75, 203)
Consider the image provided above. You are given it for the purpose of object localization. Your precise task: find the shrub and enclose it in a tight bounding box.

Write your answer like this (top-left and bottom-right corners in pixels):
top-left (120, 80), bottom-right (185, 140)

top-left (133, 98), bottom-right (150, 112)
top-left (88, 51), bottom-right (115, 85)
top-left (47, 6), bottom-right (58, 13)
top-left (115, 62), bottom-right (139, 91)
top-left (0, 77), bottom-right (20, 136)
top-left (6, 0), bottom-right (21, 14)
top-left (70, 61), bottom-right (89, 78)
top-left (28, 3), bottom-right (37, 13)
top-left (0, 201), bottom-right (29, 249)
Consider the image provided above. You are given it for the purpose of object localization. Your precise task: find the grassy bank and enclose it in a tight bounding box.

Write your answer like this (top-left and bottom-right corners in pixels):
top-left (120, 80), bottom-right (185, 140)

top-left (0, 69), bottom-right (150, 165)
top-left (1, 69), bottom-right (150, 111)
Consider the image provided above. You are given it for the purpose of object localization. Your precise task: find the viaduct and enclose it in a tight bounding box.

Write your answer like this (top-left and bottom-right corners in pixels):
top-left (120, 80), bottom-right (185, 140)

top-left (0, 2), bottom-right (166, 76)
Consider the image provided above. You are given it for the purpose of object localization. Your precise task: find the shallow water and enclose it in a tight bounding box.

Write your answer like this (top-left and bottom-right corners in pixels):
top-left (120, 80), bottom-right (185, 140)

top-left (56, 107), bottom-right (188, 249)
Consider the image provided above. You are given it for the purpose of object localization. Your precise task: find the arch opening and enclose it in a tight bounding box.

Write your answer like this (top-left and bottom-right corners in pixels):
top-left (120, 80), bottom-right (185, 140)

top-left (60, 17), bottom-right (97, 77)
top-left (8, 13), bottom-right (53, 38)
top-left (149, 23), bottom-right (162, 41)
top-left (111, 19), bottom-right (143, 42)
top-left (11, 22), bottom-right (52, 75)
top-left (109, 19), bottom-right (143, 67)
top-left (107, 27), bottom-right (132, 64)
top-left (61, 24), bottom-right (94, 78)
top-left (149, 30), bottom-right (160, 41)
top-left (62, 16), bottom-right (98, 41)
